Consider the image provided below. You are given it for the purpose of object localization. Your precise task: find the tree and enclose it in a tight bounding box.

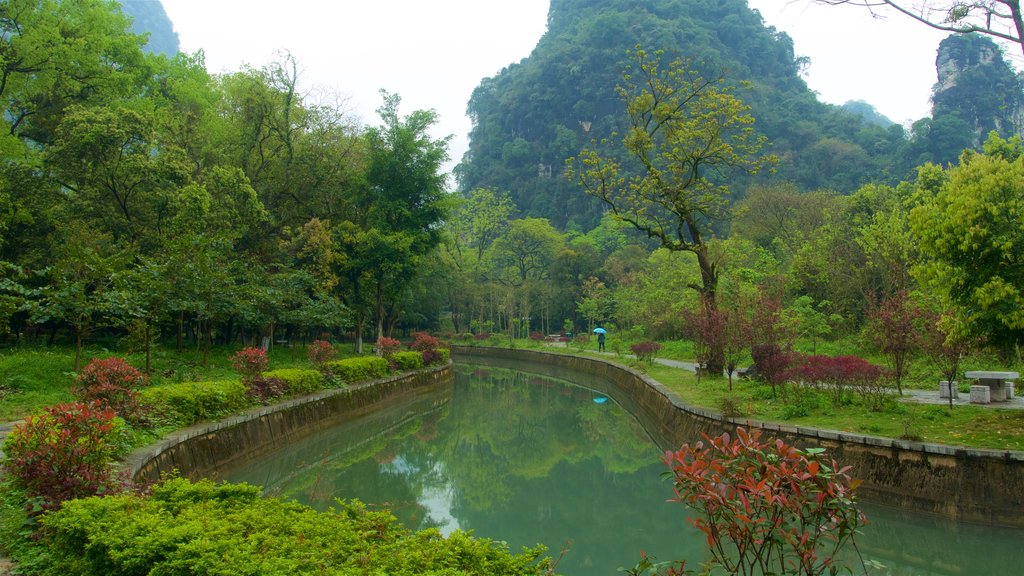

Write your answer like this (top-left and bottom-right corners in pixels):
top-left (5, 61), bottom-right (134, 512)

top-left (815, 1), bottom-right (1024, 57)
top-left (909, 132), bottom-right (1024, 353)
top-left (785, 296), bottom-right (841, 354)
top-left (568, 48), bottom-right (773, 373)
top-left (915, 303), bottom-right (976, 408)
top-left (864, 290), bottom-right (923, 395)
top-left (362, 91), bottom-right (450, 340)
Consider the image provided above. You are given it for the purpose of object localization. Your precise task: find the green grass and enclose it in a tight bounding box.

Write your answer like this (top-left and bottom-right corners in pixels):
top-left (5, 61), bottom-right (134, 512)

top-left (0, 342), bottom-right (335, 422)
top-left (459, 337), bottom-right (1024, 451)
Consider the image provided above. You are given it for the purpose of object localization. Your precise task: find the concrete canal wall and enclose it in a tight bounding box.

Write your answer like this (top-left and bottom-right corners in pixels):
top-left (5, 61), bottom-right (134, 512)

top-left (453, 346), bottom-right (1024, 528)
top-left (124, 364), bottom-right (451, 484)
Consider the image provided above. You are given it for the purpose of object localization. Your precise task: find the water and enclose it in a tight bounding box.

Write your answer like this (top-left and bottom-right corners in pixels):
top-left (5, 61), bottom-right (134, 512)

top-left (220, 362), bottom-right (1022, 575)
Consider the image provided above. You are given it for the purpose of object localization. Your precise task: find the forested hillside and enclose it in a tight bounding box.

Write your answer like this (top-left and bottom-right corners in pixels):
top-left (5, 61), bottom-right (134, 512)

top-left (457, 0), bottom-right (916, 229)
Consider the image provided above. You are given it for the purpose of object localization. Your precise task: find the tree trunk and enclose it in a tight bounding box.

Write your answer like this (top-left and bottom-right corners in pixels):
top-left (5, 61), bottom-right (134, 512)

top-left (144, 324), bottom-right (152, 374)
top-left (74, 329), bottom-right (82, 372)
top-left (176, 312), bottom-right (184, 352)
top-left (375, 281), bottom-right (384, 349)
top-left (694, 244), bottom-right (724, 375)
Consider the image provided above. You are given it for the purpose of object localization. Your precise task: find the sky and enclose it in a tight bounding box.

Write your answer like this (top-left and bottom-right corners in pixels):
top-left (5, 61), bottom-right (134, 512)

top-left (158, 0), bottom-right (957, 178)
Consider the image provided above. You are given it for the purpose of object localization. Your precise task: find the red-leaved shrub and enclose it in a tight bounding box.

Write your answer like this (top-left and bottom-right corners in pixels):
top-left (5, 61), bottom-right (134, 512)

top-left (409, 332), bottom-right (440, 352)
top-left (307, 340), bottom-right (337, 368)
top-left (376, 337), bottom-right (402, 356)
top-left (473, 332), bottom-right (491, 340)
top-left (663, 428), bottom-right (865, 575)
top-left (630, 341), bottom-right (662, 363)
top-left (529, 331), bottom-right (545, 341)
top-left (2, 402), bottom-right (128, 512)
top-left (73, 357), bottom-right (148, 425)
top-left (245, 376), bottom-right (288, 403)
top-left (230, 347), bottom-right (268, 383)
top-left (421, 349), bottom-right (443, 366)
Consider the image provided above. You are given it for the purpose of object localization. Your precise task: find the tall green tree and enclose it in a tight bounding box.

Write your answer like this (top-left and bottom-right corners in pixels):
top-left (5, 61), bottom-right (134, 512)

top-left (909, 132), bottom-right (1024, 353)
top-left (361, 91), bottom-right (450, 341)
top-left (568, 48), bottom-right (773, 373)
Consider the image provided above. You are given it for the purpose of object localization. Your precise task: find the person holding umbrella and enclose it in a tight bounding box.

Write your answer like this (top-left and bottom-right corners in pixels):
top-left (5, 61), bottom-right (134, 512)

top-left (593, 325), bottom-right (607, 352)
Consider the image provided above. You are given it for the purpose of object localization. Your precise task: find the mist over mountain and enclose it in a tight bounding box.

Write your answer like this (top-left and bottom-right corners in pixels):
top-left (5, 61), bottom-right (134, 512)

top-left (119, 0), bottom-right (180, 56)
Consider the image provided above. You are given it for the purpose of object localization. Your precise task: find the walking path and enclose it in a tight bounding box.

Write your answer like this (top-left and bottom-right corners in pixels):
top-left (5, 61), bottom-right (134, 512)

top-left (566, 345), bottom-right (1024, 410)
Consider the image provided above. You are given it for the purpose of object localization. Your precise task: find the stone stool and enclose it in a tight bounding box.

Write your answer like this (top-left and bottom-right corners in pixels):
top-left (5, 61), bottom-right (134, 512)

top-left (939, 381), bottom-right (958, 399)
top-left (970, 385), bottom-right (991, 404)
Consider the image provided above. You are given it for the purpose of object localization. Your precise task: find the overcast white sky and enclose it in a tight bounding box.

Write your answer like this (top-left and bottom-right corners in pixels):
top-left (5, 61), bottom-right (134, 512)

top-left (158, 0), bottom-right (956, 176)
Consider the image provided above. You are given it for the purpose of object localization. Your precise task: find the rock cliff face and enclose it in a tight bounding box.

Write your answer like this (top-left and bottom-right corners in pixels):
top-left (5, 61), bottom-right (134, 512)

top-left (932, 34), bottom-right (1024, 145)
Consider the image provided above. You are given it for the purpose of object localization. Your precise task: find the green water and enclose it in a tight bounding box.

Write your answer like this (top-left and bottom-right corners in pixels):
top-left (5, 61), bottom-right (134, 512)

top-left (220, 363), bottom-right (1021, 575)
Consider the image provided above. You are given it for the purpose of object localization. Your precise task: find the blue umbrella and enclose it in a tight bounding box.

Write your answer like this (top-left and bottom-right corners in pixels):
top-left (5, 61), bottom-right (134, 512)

top-left (592, 327), bottom-right (607, 334)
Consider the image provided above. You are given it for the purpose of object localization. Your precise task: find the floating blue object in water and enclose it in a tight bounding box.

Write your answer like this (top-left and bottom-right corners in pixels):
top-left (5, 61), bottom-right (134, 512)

top-left (593, 396), bottom-right (608, 404)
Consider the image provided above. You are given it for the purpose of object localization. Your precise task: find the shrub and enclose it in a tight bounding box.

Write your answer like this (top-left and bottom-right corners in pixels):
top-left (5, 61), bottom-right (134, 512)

top-left (376, 337), bottom-right (402, 357)
top-left (409, 332), bottom-right (440, 352)
top-left (73, 357), bottom-right (148, 425)
top-left (306, 340), bottom-right (337, 368)
top-left (2, 402), bottom-right (129, 512)
top-left (422, 349), bottom-right (443, 366)
top-left (473, 332), bottom-right (491, 340)
top-left (630, 341), bottom-right (662, 364)
top-left (324, 356), bottom-right (388, 383)
top-left (573, 333), bottom-right (590, 351)
top-left (140, 380), bottom-right (250, 427)
top-left (230, 347), bottom-right (268, 383)
top-left (389, 351), bottom-right (424, 371)
top-left (662, 428), bottom-right (865, 576)
top-left (781, 354), bottom-right (886, 407)
top-left (529, 331), bottom-right (545, 341)
top-left (263, 368), bottom-right (324, 395)
top-left (245, 376), bottom-right (288, 403)
top-left (38, 477), bottom-right (551, 575)
top-left (750, 343), bottom-right (793, 390)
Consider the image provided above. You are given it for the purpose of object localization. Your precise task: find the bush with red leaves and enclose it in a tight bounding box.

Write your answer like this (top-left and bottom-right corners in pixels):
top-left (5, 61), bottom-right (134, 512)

top-left (73, 357), bottom-right (148, 425)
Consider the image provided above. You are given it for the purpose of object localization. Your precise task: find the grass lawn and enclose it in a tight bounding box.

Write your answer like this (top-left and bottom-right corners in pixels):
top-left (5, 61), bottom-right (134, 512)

top-left (0, 342), bottom-right (328, 422)
top-left (3, 337), bottom-right (1023, 451)
top-left (480, 337), bottom-right (1024, 451)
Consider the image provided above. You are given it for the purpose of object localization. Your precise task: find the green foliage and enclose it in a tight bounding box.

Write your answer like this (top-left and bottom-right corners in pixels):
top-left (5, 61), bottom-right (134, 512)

top-left (324, 356), bottom-right (389, 384)
top-left (37, 477), bottom-right (551, 575)
top-left (909, 133), bottom-right (1024, 353)
top-left (389, 351), bottom-right (425, 371)
top-left (140, 380), bottom-right (250, 426)
top-left (262, 368), bottom-right (325, 395)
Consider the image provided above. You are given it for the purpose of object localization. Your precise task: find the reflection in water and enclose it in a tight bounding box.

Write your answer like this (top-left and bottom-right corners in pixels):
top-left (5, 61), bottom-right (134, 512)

top-left (219, 362), bottom-right (1022, 575)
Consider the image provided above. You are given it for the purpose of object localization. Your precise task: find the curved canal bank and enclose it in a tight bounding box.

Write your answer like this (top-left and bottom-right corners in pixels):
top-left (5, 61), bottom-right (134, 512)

top-left (124, 364), bottom-right (452, 483)
top-left (454, 346), bottom-right (1024, 528)
top-left (122, 347), bottom-right (1024, 527)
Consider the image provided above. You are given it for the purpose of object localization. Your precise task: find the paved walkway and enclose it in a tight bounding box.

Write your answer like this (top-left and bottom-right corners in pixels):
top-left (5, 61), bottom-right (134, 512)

top-left (564, 345), bottom-right (1024, 410)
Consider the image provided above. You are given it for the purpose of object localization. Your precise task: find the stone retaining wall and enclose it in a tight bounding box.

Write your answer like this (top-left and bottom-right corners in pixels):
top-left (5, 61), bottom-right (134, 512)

top-left (124, 364), bottom-right (451, 484)
top-left (453, 346), bottom-right (1024, 528)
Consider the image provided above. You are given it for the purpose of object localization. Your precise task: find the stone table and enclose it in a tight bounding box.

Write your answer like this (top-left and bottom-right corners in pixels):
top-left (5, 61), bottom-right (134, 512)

top-left (965, 371), bottom-right (1020, 403)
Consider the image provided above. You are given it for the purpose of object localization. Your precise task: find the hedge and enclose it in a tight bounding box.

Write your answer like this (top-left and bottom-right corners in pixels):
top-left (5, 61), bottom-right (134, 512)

top-left (38, 478), bottom-right (551, 575)
top-left (140, 380), bottom-right (250, 426)
top-left (323, 356), bottom-right (388, 383)
top-left (389, 351), bottom-right (425, 371)
top-left (263, 368), bottom-right (325, 395)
